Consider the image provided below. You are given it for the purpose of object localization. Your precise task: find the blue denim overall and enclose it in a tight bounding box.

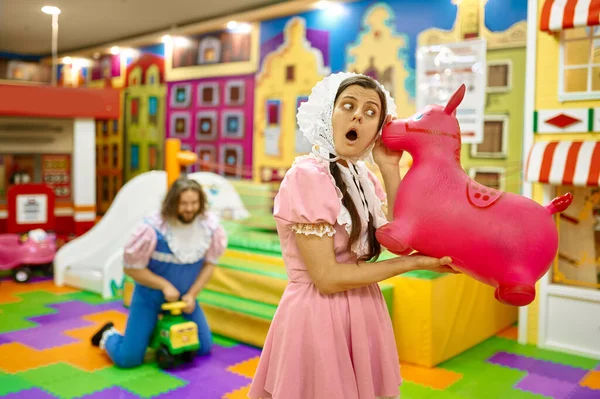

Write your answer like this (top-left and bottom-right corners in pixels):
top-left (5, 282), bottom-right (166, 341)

top-left (104, 223), bottom-right (213, 368)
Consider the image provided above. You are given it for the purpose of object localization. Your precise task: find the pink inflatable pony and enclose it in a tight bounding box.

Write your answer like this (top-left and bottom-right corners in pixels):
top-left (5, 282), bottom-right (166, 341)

top-left (376, 84), bottom-right (573, 307)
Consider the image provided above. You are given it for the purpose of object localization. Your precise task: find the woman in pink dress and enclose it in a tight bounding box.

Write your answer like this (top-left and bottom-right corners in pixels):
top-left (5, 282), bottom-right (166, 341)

top-left (248, 72), bottom-right (455, 399)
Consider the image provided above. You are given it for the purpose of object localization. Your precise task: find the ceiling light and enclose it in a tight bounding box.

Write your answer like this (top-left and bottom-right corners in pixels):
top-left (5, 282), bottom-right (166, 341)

top-left (110, 46), bottom-right (120, 55)
top-left (41, 6), bottom-right (61, 15)
top-left (227, 21), bottom-right (237, 30)
top-left (161, 35), bottom-right (172, 43)
top-left (62, 56), bottom-right (72, 64)
top-left (174, 37), bottom-right (191, 47)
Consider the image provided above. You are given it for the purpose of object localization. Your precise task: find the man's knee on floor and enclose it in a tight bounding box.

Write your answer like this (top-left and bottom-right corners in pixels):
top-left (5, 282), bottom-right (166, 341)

top-left (113, 351), bottom-right (146, 369)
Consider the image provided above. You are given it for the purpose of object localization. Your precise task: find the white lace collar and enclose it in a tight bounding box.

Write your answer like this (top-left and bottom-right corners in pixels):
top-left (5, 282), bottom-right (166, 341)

top-left (147, 212), bottom-right (215, 264)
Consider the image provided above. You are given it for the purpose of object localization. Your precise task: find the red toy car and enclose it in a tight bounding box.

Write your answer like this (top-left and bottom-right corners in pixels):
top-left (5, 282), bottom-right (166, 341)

top-left (0, 229), bottom-right (57, 283)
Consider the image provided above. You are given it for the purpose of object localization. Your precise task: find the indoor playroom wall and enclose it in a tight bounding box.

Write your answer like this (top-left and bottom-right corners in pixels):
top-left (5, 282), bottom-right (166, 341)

top-left (123, 51), bottom-right (166, 182)
top-left (164, 27), bottom-right (258, 180)
top-left (252, 0), bottom-right (527, 189)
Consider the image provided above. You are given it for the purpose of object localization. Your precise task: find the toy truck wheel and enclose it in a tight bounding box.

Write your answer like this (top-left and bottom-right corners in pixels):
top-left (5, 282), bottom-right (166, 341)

top-left (181, 350), bottom-right (196, 363)
top-left (156, 345), bottom-right (176, 369)
top-left (13, 267), bottom-right (32, 283)
top-left (42, 263), bottom-right (54, 276)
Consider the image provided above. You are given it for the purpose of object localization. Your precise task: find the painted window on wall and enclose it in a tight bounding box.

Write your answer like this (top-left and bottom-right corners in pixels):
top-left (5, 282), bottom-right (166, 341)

top-left (560, 27), bottom-right (600, 99)
top-left (286, 65), bottom-right (295, 82)
top-left (103, 145), bottom-right (109, 166)
top-left (225, 80), bottom-right (245, 106)
top-left (148, 96), bottom-right (158, 125)
top-left (471, 117), bottom-right (507, 158)
top-left (130, 144), bottom-right (140, 171)
top-left (171, 84), bottom-right (192, 108)
top-left (196, 111), bottom-right (218, 140)
top-left (149, 145), bottom-right (158, 170)
top-left (221, 110), bottom-right (245, 139)
top-left (553, 186), bottom-right (600, 290)
top-left (198, 37), bottom-right (222, 64)
top-left (198, 83), bottom-right (219, 107)
top-left (267, 100), bottom-right (280, 126)
top-left (295, 96), bottom-right (311, 154)
top-left (130, 98), bottom-right (140, 124)
top-left (112, 119), bottom-right (119, 134)
top-left (220, 144), bottom-right (243, 178)
top-left (102, 121), bottom-right (108, 136)
top-left (196, 145), bottom-right (216, 172)
top-left (170, 112), bottom-right (191, 138)
top-left (487, 62), bottom-right (510, 91)
top-left (102, 176), bottom-right (109, 202)
top-left (265, 100), bottom-right (281, 157)
top-left (112, 144), bottom-right (119, 168)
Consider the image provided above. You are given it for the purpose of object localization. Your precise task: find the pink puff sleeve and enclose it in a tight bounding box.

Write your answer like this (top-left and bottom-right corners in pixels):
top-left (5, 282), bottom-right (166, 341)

top-left (123, 223), bottom-right (157, 269)
top-left (274, 159), bottom-right (341, 237)
top-left (205, 212), bottom-right (228, 264)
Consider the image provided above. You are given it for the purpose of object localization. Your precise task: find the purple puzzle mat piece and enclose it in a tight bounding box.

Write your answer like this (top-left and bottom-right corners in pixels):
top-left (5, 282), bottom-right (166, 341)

top-left (0, 335), bottom-right (13, 345)
top-left (1, 317), bottom-right (95, 349)
top-left (1, 388), bottom-right (58, 398)
top-left (29, 300), bottom-right (126, 325)
top-left (79, 386), bottom-right (142, 399)
top-left (515, 374), bottom-right (576, 399)
top-left (489, 352), bottom-right (589, 383)
top-left (158, 375), bottom-right (251, 399)
top-left (168, 344), bottom-right (260, 377)
top-left (567, 386), bottom-right (600, 399)
top-left (165, 345), bottom-right (255, 397)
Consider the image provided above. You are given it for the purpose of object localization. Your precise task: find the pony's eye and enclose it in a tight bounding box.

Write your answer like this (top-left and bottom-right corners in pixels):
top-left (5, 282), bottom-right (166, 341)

top-left (414, 113), bottom-right (423, 121)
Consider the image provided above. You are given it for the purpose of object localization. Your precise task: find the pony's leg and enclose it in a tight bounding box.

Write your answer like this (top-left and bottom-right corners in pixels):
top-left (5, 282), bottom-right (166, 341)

top-left (376, 222), bottom-right (413, 256)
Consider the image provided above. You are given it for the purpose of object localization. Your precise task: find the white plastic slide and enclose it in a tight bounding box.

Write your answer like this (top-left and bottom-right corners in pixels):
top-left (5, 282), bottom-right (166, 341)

top-left (54, 170), bottom-right (249, 298)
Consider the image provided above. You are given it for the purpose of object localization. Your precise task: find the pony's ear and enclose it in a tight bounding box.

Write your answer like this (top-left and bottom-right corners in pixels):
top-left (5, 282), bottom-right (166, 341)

top-left (444, 84), bottom-right (466, 115)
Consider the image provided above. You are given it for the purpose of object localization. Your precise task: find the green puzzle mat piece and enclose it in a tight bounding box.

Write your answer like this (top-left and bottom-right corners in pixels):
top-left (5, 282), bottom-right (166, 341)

top-left (0, 372), bottom-right (33, 396)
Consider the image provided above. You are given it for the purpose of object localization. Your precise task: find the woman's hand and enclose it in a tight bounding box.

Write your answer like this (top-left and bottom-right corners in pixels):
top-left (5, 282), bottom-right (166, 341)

top-left (373, 114), bottom-right (403, 170)
top-left (392, 253), bottom-right (459, 274)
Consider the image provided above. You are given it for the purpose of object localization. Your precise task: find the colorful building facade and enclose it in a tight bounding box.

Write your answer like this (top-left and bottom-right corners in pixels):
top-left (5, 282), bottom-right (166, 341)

top-left (521, 0), bottom-right (600, 360)
top-left (346, 4), bottom-right (415, 118)
top-left (417, 0), bottom-right (528, 194)
top-left (166, 74), bottom-right (255, 179)
top-left (123, 53), bottom-right (166, 181)
top-left (95, 116), bottom-right (123, 215)
top-left (253, 17), bottom-right (330, 183)
top-left (90, 56), bottom-right (126, 215)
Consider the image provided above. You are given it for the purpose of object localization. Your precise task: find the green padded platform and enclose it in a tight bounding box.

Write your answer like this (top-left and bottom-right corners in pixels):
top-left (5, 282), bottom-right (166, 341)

top-left (222, 221), bottom-right (281, 255)
top-left (209, 252), bottom-right (395, 319)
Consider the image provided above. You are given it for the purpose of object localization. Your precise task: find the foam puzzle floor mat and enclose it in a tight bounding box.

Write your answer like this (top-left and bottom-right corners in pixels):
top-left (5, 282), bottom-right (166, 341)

top-left (0, 277), bottom-right (599, 399)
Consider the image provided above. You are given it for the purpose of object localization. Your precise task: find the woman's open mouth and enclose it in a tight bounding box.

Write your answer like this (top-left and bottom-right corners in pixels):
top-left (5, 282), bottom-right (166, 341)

top-left (346, 129), bottom-right (358, 142)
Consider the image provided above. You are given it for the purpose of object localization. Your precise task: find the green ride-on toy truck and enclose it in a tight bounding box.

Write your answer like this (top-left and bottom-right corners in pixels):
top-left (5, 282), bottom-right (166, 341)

top-left (150, 301), bottom-right (200, 369)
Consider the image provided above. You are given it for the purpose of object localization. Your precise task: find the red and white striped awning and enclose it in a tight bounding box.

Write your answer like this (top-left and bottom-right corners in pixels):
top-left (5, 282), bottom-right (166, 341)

top-left (525, 141), bottom-right (600, 186)
top-left (540, 0), bottom-right (600, 32)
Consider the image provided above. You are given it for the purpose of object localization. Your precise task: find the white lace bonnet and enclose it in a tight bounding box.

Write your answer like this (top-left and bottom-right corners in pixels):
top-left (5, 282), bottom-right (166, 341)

top-left (296, 71), bottom-right (397, 164)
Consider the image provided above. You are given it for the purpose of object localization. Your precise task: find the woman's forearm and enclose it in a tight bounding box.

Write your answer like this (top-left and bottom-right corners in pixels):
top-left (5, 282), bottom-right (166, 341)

top-left (317, 258), bottom-right (413, 294)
